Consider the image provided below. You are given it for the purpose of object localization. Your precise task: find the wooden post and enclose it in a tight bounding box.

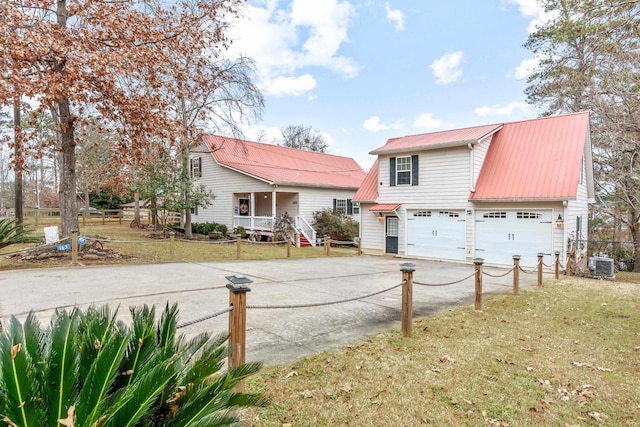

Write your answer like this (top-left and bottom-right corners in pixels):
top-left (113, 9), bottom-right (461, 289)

top-left (357, 238), bottom-right (362, 256)
top-left (227, 281), bottom-right (250, 391)
top-left (325, 235), bottom-right (331, 256)
top-left (169, 232), bottom-right (175, 260)
top-left (537, 253), bottom-right (543, 287)
top-left (554, 251), bottom-right (560, 279)
top-left (474, 258), bottom-right (483, 311)
top-left (512, 255), bottom-right (520, 295)
top-left (119, 209), bottom-right (123, 225)
top-left (286, 236), bottom-right (291, 258)
top-left (236, 236), bottom-right (241, 260)
top-left (565, 251), bottom-right (572, 276)
top-left (400, 265), bottom-right (414, 338)
top-left (71, 230), bottom-right (78, 264)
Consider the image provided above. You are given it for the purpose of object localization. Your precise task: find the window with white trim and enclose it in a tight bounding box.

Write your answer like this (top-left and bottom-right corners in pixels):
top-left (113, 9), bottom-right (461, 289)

top-left (517, 212), bottom-right (541, 219)
top-left (190, 157), bottom-right (202, 178)
top-left (413, 211), bottom-right (431, 217)
top-left (335, 199), bottom-right (347, 214)
top-left (396, 156), bottom-right (411, 185)
top-left (483, 212), bottom-right (506, 219)
top-left (352, 202), bottom-right (360, 215)
top-left (440, 211), bottom-right (459, 218)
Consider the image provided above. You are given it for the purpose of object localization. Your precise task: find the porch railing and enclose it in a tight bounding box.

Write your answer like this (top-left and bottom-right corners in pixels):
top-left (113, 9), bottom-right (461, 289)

top-left (296, 215), bottom-right (316, 247)
top-left (233, 215), bottom-right (274, 231)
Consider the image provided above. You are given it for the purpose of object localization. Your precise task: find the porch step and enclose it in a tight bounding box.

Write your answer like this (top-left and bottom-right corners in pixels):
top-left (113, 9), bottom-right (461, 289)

top-left (299, 234), bottom-right (313, 247)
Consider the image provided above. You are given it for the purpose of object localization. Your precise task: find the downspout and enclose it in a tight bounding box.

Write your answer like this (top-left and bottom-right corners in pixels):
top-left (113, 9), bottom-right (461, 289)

top-left (468, 143), bottom-right (475, 192)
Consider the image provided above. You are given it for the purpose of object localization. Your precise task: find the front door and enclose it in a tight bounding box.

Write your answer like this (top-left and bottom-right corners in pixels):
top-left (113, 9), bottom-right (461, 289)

top-left (385, 216), bottom-right (399, 254)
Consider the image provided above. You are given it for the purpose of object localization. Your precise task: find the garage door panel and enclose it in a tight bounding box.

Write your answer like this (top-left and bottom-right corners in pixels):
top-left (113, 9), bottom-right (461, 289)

top-left (407, 211), bottom-right (465, 260)
top-left (475, 210), bottom-right (552, 267)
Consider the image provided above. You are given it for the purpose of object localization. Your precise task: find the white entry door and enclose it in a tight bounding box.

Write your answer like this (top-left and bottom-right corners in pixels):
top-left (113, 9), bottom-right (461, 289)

top-left (407, 210), bottom-right (466, 260)
top-left (475, 210), bottom-right (552, 267)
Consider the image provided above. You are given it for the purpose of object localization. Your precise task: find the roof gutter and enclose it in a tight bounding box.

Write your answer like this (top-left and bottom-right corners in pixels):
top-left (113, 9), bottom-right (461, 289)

top-left (468, 142), bottom-right (475, 193)
top-left (370, 139), bottom-right (478, 155)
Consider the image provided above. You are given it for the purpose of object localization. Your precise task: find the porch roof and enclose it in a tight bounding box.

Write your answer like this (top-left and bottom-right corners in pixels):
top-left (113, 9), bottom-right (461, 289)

top-left (369, 203), bottom-right (401, 212)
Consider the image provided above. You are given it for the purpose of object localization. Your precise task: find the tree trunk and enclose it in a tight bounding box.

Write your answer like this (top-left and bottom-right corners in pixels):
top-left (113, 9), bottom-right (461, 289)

top-left (13, 97), bottom-right (23, 229)
top-left (631, 213), bottom-right (640, 273)
top-left (56, 0), bottom-right (79, 237)
top-left (134, 191), bottom-right (141, 226)
top-left (182, 142), bottom-right (193, 239)
top-left (58, 96), bottom-right (79, 237)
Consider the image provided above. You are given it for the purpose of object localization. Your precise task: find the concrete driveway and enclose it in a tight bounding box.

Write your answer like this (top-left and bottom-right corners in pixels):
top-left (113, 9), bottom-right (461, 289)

top-left (0, 256), bottom-right (536, 365)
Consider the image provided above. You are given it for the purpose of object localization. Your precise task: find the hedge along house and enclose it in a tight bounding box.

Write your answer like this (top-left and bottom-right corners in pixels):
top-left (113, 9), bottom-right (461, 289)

top-left (353, 112), bottom-right (595, 267)
top-left (190, 135), bottom-right (366, 245)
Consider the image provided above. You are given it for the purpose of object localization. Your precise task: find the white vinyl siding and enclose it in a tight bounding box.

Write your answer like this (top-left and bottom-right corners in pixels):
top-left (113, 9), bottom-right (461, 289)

top-left (473, 135), bottom-right (493, 186)
top-left (358, 203), bottom-right (385, 254)
top-left (379, 147), bottom-right (469, 210)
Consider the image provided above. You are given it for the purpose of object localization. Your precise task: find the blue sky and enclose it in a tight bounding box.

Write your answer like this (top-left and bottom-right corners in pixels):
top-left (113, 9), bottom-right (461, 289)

top-left (226, 0), bottom-right (551, 170)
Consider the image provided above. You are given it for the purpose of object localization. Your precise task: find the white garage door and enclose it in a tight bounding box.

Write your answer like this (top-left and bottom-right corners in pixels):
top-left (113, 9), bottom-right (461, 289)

top-left (475, 210), bottom-right (552, 267)
top-left (407, 210), bottom-right (466, 260)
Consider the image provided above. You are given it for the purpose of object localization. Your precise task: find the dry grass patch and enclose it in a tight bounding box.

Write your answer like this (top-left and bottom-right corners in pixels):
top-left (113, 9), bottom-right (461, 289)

top-left (0, 223), bottom-right (356, 270)
top-left (242, 277), bottom-right (640, 426)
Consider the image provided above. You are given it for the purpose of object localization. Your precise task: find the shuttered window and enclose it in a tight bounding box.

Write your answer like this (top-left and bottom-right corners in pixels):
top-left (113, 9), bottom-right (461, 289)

top-left (190, 157), bottom-right (202, 178)
top-left (390, 155), bottom-right (419, 186)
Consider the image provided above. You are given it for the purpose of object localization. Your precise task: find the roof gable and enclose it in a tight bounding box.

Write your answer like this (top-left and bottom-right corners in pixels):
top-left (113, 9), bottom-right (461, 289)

top-left (370, 123), bottom-right (502, 155)
top-left (470, 112), bottom-right (590, 200)
top-left (202, 135), bottom-right (365, 189)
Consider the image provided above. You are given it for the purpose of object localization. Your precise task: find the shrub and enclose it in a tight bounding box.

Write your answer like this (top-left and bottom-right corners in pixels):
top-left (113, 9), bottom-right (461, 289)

top-left (0, 218), bottom-right (40, 248)
top-left (233, 226), bottom-right (246, 237)
top-left (312, 208), bottom-right (359, 242)
top-left (0, 303), bottom-right (263, 426)
top-left (272, 212), bottom-right (295, 242)
top-left (214, 222), bottom-right (228, 237)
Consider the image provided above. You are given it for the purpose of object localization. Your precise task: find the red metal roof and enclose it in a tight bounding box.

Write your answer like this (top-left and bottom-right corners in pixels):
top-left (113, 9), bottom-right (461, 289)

top-left (202, 135), bottom-right (365, 189)
top-left (369, 203), bottom-right (401, 212)
top-left (471, 112), bottom-right (589, 200)
top-left (353, 159), bottom-right (379, 202)
top-left (370, 124), bottom-right (502, 155)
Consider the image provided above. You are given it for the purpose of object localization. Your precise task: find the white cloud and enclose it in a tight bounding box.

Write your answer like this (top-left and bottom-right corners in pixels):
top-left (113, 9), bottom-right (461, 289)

top-left (242, 124), bottom-right (283, 144)
top-left (385, 3), bottom-right (405, 31)
top-left (430, 51), bottom-right (464, 85)
top-left (506, 0), bottom-right (557, 33)
top-left (412, 113), bottom-right (443, 130)
top-left (228, 0), bottom-right (358, 97)
top-left (263, 74), bottom-right (317, 97)
top-left (514, 56), bottom-right (540, 80)
top-left (474, 102), bottom-right (534, 117)
top-left (363, 116), bottom-right (389, 132)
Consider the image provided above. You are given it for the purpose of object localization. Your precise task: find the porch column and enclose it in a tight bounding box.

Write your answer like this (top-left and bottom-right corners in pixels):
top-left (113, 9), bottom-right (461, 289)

top-left (271, 191), bottom-right (276, 217)
top-left (250, 193), bottom-right (255, 229)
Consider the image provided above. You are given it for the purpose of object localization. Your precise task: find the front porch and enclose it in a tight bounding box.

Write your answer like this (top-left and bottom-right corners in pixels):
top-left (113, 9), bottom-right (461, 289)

top-left (232, 191), bottom-right (316, 246)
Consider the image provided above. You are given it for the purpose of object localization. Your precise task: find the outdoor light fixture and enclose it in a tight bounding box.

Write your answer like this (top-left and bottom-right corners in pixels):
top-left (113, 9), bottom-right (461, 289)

top-left (555, 214), bottom-right (564, 228)
top-left (225, 274), bottom-right (253, 292)
top-left (376, 212), bottom-right (384, 221)
top-left (263, 193), bottom-right (268, 199)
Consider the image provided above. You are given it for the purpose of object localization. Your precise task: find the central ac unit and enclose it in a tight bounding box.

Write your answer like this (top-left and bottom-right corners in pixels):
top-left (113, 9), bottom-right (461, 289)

top-left (588, 256), bottom-right (615, 279)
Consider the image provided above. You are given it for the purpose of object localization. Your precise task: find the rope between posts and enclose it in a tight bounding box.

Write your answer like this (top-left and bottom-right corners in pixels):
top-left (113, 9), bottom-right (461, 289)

top-left (177, 306), bottom-right (234, 329)
top-left (413, 271), bottom-right (476, 287)
top-left (542, 261), bottom-right (553, 268)
top-left (482, 266), bottom-right (516, 278)
top-left (519, 265), bottom-right (537, 274)
top-left (247, 281), bottom-right (405, 310)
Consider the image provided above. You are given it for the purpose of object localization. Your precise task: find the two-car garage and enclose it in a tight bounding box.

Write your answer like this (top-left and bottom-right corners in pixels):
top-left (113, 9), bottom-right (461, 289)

top-left (404, 209), bottom-right (553, 267)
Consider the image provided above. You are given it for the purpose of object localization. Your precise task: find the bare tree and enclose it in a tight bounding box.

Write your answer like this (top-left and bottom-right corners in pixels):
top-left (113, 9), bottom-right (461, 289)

top-left (280, 125), bottom-right (328, 153)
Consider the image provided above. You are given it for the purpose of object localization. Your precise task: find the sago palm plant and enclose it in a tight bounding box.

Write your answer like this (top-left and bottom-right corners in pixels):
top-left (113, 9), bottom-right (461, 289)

top-left (0, 218), bottom-right (40, 248)
top-left (0, 303), bottom-right (263, 426)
